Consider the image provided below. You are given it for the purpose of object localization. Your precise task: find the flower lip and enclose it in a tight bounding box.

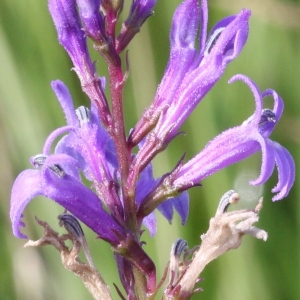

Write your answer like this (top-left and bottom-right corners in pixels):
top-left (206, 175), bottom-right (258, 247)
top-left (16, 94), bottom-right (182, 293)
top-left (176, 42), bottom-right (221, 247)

top-left (10, 164), bottom-right (126, 244)
top-left (168, 74), bottom-right (295, 202)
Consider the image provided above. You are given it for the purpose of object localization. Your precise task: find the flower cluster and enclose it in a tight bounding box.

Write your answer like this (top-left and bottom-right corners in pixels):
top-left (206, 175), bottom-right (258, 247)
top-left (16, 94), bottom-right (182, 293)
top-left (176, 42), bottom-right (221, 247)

top-left (10, 0), bottom-right (295, 298)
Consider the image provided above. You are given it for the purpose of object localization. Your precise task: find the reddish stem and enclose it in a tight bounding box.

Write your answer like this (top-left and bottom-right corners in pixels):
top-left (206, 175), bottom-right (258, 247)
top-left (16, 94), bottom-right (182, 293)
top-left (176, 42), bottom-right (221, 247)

top-left (106, 10), bottom-right (118, 42)
top-left (108, 62), bottom-right (138, 232)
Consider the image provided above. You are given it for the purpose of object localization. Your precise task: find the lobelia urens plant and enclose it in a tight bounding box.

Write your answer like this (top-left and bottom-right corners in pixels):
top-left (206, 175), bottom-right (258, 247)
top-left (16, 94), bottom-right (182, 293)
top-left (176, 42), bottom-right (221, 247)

top-left (10, 0), bottom-right (295, 299)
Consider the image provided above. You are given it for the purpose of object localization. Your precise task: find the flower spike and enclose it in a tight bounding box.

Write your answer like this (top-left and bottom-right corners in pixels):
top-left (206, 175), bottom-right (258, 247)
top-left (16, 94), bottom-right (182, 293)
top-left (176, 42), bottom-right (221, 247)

top-left (48, 1), bottom-right (112, 127)
top-left (10, 0), bottom-right (296, 298)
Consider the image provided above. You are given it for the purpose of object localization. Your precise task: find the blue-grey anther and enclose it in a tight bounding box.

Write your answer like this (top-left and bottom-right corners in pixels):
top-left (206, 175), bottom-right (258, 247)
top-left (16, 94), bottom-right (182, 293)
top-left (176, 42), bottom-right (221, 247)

top-left (58, 213), bottom-right (95, 268)
top-left (49, 165), bottom-right (65, 178)
top-left (259, 109), bottom-right (276, 125)
top-left (58, 213), bottom-right (84, 238)
top-left (169, 239), bottom-right (189, 286)
top-left (204, 27), bottom-right (225, 56)
top-left (216, 190), bottom-right (240, 216)
top-left (32, 154), bottom-right (65, 177)
top-left (75, 106), bottom-right (91, 126)
top-left (171, 238), bottom-right (188, 258)
top-left (32, 154), bottom-right (47, 168)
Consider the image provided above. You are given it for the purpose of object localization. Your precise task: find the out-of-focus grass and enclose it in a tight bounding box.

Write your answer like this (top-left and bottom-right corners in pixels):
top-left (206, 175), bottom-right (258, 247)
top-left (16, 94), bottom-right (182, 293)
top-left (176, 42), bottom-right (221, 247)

top-left (0, 0), bottom-right (299, 299)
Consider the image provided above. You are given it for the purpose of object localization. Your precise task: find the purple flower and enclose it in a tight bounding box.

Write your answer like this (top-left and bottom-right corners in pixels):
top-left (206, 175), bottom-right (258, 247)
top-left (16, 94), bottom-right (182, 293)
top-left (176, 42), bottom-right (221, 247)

top-left (136, 162), bottom-right (189, 236)
top-left (48, 0), bottom-right (113, 126)
top-left (129, 0), bottom-right (250, 151)
top-left (128, 0), bottom-right (251, 181)
top-left (10, 80), bottom-right (188, 241)
top-left (10, 80), bottom-right (125, 243)
top-left (10, 162), bottom-right (125, 244)
top-left (48, 0), bottom-right (95, 79)
top-left (75, 0), bottom-right (106, 44)
top-left (173, 75), bottom-right (295, 201)
top-left (138, 75), bottom-right (295, 217)
top-left (117, 0), bottom-right (157, 52)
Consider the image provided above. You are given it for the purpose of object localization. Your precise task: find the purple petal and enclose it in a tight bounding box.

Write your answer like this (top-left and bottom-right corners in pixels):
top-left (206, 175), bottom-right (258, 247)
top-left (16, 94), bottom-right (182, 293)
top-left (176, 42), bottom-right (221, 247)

top-left (136, 163), bottom-right (159, 205)
top-left (136, 162), bottom-right (189, 231)
top-left (43, 126), bottom-right (75, 155)
top-left (51, 80), bottom-right (79, 127)
top-left (76, 0), bottom-right (100, 19)
top-left (171, 0), bottom-right (201, 51)
top-left (136, 164), bottom-right (159, 234)
top-left (229, 74), bottom-right (263, 125)
top-left (128, 0), bottom-right (157, 25)
top-left (153, 0), bottom-right (201, 110)
top-left (76, 0), bottom-right (106, 43)
top-left (48, 0), bottom-right (95, 76)
top-left (74, 122), bottom-right (114, 185)
top-left (10, 168), bottom-right (125, 244)
top-left (198, 0), bottom-right (208, 55)
top-left (11, 170), bottom-right (42, 238)
top-left (171, 75), bottom-right (295, 202)
top-left (205, 10), bottom-right (250, 64)
top-left (260, 89), bottom-right (284, 137)
top-left (203, 15), bottom-right (236, 58)
top-left (271, 141), bottom-right (295, 201)
top-left (48, 0), bottom-right (83, 53)
top-left (263, 89), bottom-right (284, 121)
top-left (142, 212), bottom-right (157, 237)
top-left (41, 153), bottom-right (79, 173)
top-left (173, 126), bottom-right (259, 186)
top-left (128, 0), bottom-right (206, 145)
top-left (129, 4), bottom-right (250, 148)
top-left (172, 191), bottom-right (189, 225)
top-left (54, 136), bottom-right (87, 179)
top-left (154, 10), bottom-right (251, 144)
top-left (157, 200), bottom-right (173, 223)
top-left (249, 137), bottom-right (276, 186)
top-left (36, 152), bottom-right (81, 180)
top-left (156, 191), bottom-right (189, 225)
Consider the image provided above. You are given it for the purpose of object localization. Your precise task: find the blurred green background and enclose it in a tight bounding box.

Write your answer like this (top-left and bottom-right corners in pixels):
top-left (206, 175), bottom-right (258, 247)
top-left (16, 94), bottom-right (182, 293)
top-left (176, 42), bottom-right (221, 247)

top-left (1, 0), bottom-right (299, 299)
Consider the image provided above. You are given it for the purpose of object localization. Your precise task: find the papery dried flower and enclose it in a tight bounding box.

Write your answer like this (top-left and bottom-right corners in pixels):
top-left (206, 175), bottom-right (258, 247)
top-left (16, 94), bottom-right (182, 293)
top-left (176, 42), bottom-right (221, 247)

top-left (169, 193), bottom-right (268, 299)
top-left (10, 79), bottom-right (187, 243)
